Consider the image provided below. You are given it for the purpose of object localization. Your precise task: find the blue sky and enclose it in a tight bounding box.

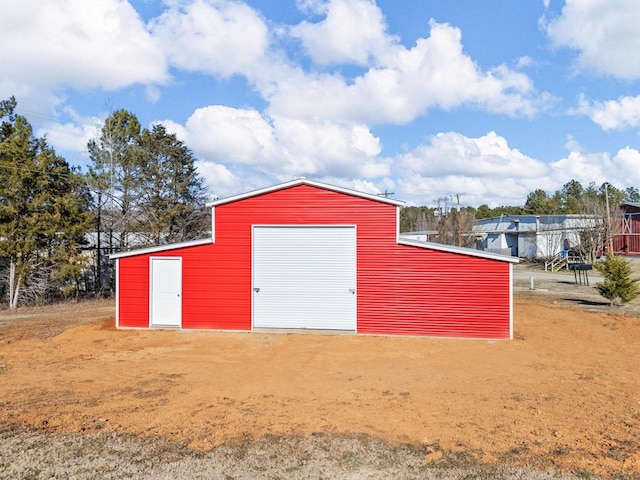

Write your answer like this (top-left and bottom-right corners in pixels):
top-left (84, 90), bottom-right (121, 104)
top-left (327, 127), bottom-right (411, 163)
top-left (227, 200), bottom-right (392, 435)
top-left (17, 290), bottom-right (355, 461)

top-left (2, 0), bottom-right (640, 208)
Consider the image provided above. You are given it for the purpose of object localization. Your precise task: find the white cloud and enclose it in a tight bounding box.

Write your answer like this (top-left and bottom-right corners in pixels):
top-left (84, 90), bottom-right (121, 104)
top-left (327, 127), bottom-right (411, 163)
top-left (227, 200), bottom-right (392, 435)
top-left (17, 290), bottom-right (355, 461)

top-left (0, 0), bottom-right (600, 209)
top-left (0, 0), bottom-right (167, 123)
top-left (564, 134), bottom-right (583, 153)
top-left (3, 85), bottom-right (66, 125)
top-left (274, 116), bottom-right (388, 177)
top-left (611, 147), bottom-right (640, 186)
top-left (549, 151), bottom-right (607, 186)
top-left (400, 131), bottom-right (547, 178)
top-left (309, 176), bottom-right (383, 196)
top-left (545, 0), bottom-right (640, 78)
top-left (576, 94), bottom-right (640, 131)
top-left (515, 56), bottom-right (534, 68)
top-left (195, 160), bottom-right (243, 199)
top-left (181, 105), bottom-right (276, 164)
top-left (290, 0), bottom-right (399, 66)
top-left (155, 119), bottom-right (188, 141)
top-left (160, 105), bottom-right (388, 180)
top-left (0, 0), bottom-right (167, 91)
top-left (150, 0), bottom-right (269, 78)
top-left (269, 21), bottom-right (551, 124)
top-left (398, 141), bottom-right (640, 207)
top-left (396, 174), bottom-right (540, 208)
top-left (38, 120), bottom-right (101, 159)
top-left (395, 131), bottom-right (552, 206)
top-left (162, 109), bottom-right (640, 208)
top-left (549, 148), bottom-right (640, 189)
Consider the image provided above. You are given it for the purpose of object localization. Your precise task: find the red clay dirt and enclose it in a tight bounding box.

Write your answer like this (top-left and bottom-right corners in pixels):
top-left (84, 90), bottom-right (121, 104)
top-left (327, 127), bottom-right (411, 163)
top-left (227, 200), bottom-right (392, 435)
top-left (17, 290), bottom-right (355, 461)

top-left (0, 289), bottom-right (639, 478)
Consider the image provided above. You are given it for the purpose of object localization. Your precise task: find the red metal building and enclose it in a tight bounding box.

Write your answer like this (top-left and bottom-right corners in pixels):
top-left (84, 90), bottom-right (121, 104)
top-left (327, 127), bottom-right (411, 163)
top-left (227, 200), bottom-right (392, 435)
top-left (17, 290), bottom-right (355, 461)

top-left (111, 179), bottom-right (518, 339)
top-left (613, 203), bottom-right (640, 256)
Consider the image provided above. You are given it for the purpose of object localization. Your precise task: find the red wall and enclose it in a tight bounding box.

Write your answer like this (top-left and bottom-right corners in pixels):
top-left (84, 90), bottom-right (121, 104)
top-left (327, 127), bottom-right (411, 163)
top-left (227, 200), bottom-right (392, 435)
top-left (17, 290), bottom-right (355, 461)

top-left (358, 245), bottom-right (511, 338)
top-left (117, 184), bottom-right (512, 338)
top-left (613, 205), bottom-right (640, 256)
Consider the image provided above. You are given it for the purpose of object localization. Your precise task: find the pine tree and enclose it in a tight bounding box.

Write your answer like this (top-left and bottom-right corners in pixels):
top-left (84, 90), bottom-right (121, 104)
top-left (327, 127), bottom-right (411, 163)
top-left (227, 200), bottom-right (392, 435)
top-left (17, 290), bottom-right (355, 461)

top-left (87, 109), bottom-right (143, 252)
top-left (0, 97), bottom-right (91, 308)
top-left (137, 124), bottom-right (209, 245)
top-left (593, 252), bottom-right (640, 306)
top-left (88, 113), bottom-right (210, 251)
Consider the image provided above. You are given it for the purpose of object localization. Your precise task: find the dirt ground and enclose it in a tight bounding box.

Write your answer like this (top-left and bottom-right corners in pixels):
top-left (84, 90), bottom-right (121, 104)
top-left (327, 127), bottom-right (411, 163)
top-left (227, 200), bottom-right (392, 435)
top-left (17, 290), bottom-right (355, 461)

top-left (1, 264), bottom-right (640, 479)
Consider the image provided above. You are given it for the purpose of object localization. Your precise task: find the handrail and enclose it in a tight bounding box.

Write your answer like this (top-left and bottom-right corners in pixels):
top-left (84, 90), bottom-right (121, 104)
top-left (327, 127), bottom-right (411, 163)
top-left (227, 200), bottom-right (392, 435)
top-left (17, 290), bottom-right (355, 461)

top-left (544, 251), bottom-right (565, 271)
top-left (544, 250), bottom-right (587, 272)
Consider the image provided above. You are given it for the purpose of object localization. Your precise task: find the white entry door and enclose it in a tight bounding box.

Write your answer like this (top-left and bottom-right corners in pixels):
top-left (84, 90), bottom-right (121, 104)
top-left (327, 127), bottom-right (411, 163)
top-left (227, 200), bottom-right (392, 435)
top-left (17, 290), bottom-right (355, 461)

top-left (150, 257), bottom-right (182, 327)
top-left (253, 226), bottom-right (356, 331)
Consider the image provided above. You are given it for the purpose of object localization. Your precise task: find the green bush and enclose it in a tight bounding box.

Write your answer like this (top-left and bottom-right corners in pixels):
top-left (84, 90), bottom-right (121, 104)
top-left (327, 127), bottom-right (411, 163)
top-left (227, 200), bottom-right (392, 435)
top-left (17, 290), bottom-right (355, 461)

top-left (594, 253), bottom-right (640, 306)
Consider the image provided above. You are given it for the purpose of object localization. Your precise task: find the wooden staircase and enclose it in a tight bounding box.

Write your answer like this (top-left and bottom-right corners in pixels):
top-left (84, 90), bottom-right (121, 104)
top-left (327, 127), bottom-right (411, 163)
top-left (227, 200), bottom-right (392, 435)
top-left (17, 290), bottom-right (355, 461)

top-left (544, 250), bottom-right (586, 272)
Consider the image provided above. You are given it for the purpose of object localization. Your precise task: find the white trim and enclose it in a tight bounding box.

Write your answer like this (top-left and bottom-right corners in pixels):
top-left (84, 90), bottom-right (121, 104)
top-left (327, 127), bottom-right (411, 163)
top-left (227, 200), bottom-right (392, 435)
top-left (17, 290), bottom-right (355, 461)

top-left (398, 238), bottom-right (520, 263)
top-left (509, 263), bottom-right (514, 340)
top-left (108, 237), bottom-right (212, 260)
top-left (211, 206), bottom-right (216, 243)
top-left (396, 205), bottom-right (401, 243)
top-left (206, 178), bottom-right (405, 208)
top-left (115, 259), bottom-right (120, 328)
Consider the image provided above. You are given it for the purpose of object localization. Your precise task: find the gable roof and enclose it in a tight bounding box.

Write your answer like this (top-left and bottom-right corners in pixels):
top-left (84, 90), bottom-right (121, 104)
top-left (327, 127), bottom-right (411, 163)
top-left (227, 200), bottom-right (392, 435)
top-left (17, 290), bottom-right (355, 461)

top-left (206, 178), bottom-right (405, 208)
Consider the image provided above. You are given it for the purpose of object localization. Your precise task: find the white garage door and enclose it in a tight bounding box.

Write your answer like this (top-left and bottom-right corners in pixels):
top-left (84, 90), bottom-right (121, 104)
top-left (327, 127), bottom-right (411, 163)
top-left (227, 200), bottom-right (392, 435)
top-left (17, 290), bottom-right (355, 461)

top-left (253, 226), bottom-right (356, 331)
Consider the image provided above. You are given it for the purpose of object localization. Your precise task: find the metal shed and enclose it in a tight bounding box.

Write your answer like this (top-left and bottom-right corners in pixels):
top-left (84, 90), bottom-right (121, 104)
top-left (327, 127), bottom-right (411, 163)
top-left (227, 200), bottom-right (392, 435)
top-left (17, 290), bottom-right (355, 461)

top-left (111, 179), bottom-right (518, 339)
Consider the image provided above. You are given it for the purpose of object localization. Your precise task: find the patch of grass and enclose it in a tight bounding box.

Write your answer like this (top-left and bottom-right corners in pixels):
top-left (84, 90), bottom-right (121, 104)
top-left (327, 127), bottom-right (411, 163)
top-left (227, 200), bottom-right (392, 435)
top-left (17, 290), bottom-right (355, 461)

top-left (229, 432), bottom-right (253, 460)
top-left (340, 449), bottom-right (359, 469)
top-left (355, 432), bottom-right (370, 447)
top-left (552, 446), bottom-right (572, 456)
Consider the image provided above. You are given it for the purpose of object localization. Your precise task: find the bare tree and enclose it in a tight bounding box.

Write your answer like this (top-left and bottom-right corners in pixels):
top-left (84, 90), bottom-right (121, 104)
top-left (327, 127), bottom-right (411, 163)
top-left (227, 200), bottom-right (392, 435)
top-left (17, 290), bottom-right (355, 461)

top-left (436, 209), bottom-right (476, 247)
top-left (400, 206), bottom-right (435, 232)
top-left (573, 194), bottom-right (622, 264)
top-left (534, 218), bottom-right (567, 262)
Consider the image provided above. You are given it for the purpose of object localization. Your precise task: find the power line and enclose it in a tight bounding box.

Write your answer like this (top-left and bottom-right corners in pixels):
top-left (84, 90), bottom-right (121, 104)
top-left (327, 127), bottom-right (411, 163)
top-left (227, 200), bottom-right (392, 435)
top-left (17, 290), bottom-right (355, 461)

top-left (0, 161), bottom-right (84, 179)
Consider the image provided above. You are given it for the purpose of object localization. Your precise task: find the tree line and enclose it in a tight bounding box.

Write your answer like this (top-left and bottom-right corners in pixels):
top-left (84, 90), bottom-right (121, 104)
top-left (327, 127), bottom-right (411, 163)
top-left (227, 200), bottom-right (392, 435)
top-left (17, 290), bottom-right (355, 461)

top-left (400, 179), bottom-right (639, 246)
top-left (0, 98), bottom-right (209, 308)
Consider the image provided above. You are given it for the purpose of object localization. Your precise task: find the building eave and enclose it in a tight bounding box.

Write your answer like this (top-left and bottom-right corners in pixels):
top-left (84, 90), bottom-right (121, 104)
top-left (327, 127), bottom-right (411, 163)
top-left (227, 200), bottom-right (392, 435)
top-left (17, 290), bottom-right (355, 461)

top-left (206, 178), bottom-right (405, 208)
top-left (108, 237), bottom-right (213, 260)
top-left (398, 238), bottom-right (520, 263)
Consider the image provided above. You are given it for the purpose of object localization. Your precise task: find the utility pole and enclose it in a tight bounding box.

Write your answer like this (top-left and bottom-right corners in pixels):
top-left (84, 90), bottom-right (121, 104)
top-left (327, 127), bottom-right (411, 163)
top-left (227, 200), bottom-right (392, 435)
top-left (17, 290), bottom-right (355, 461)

top-left (604, 182), bottom-right (613, 253)
top-left (436, 196), bottom-right (449, 217)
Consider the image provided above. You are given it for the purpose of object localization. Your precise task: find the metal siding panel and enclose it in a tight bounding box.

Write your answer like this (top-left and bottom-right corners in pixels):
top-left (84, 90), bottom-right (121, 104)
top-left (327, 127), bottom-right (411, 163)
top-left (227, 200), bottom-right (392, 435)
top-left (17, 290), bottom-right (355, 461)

top-left (179, 243), bottom-right (251, 331)
top-left (116, 243), bottom-right (252, 331)
top-left (357, 245), bottom-right (511, 339)
top-left (213, 185), bottom-right (396, 332)
top-left (117, 256), bottom-right (150, 328)
top-left (253, 226), bottom-right (356, 330)
top-left (115, 259), bottom-right (120, 328)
